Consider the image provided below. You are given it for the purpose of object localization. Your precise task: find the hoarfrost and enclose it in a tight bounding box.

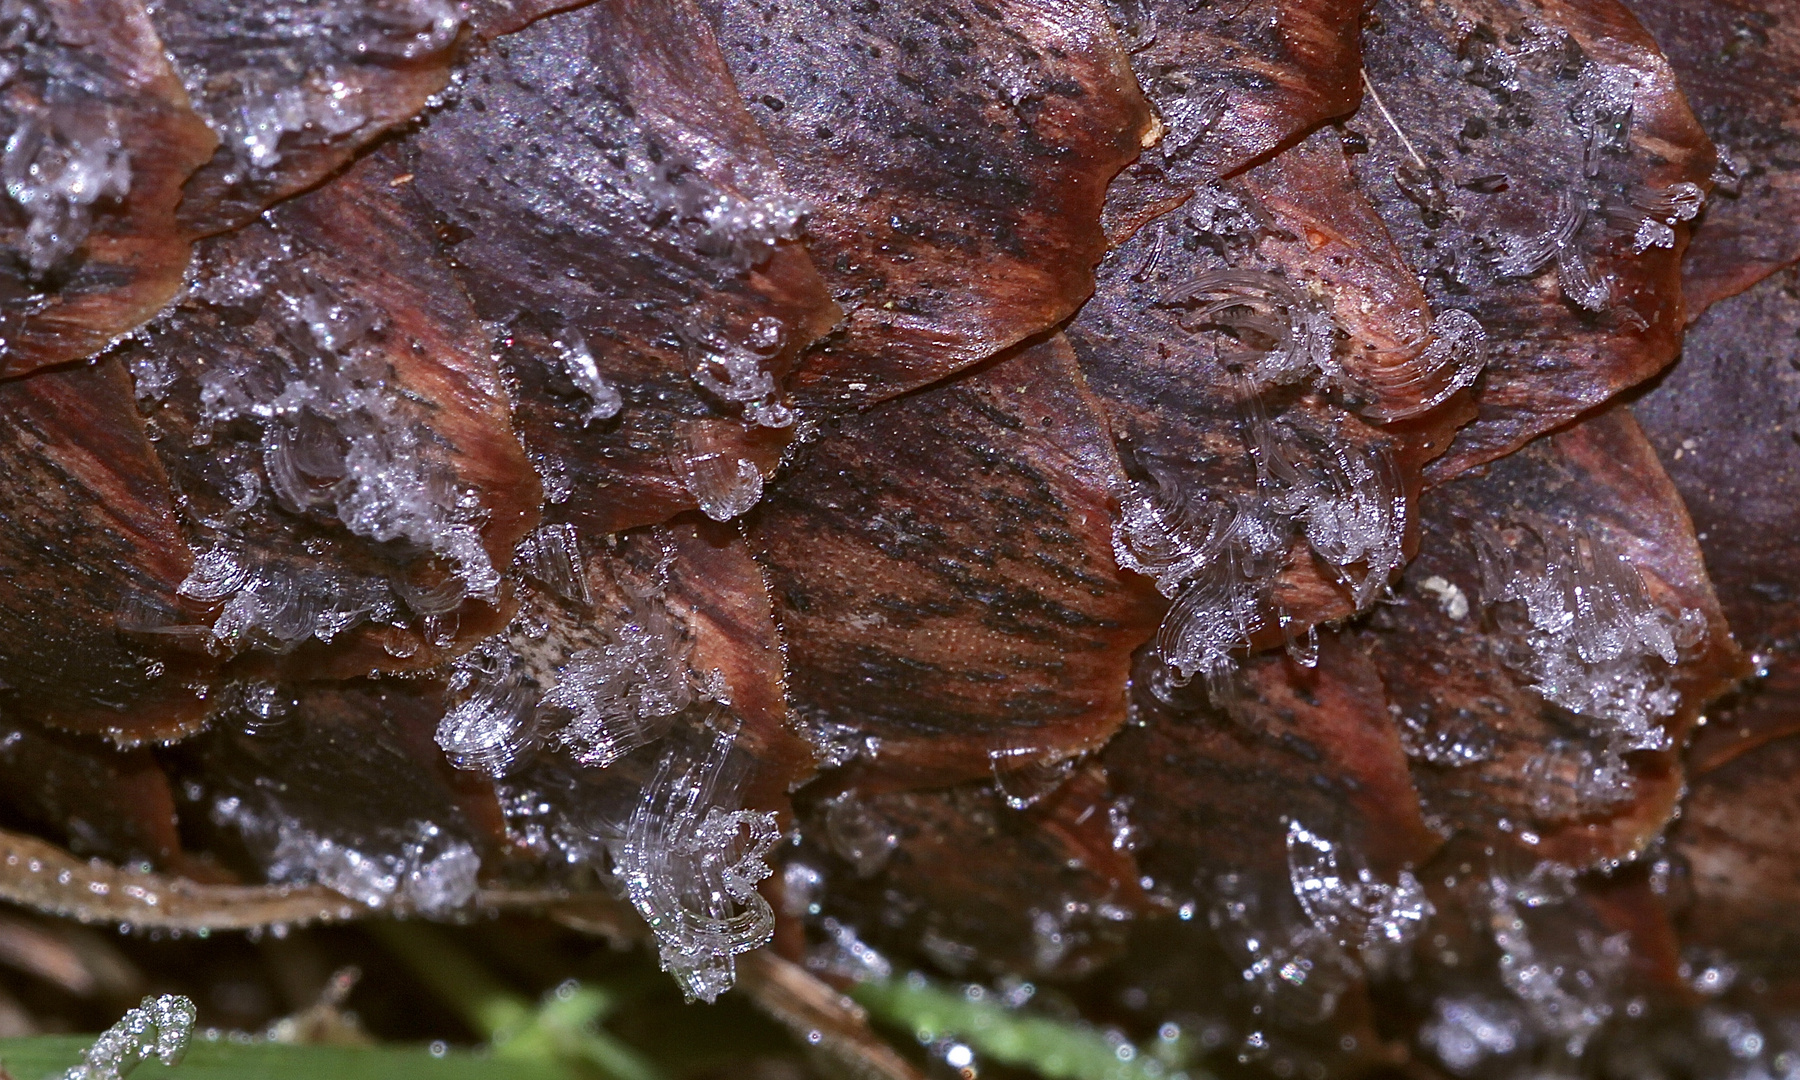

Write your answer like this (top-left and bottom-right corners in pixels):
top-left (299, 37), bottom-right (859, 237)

top-left (1613, 181), bottom-right (1705, 253)
top-left (1477, 524), bottom-right (1703, 758)
top-left (542, 631), bottom-right (693, 768)
top-left (187, 0), bottom-right (462, 178)
top-left (1210, 872), bottom-right (1356, 1024)
top-left (1420, 997), bottom-right (1526, 1074)
top-left (193, 276), bottom-right (500, 599)
top-left (821, 792), bottom-right (898, 877)
top-left (631, 148), bottom-right (807, 272)
top-left (1365, 309), bottom-right (1488, 420)
top-left (436, 635), bottom-right (539, 777)
top-left (179, 545), bottom-right (403, 654)
top-left (1173, 269), bottom-right (1338, 388)
top-left (616, 730), bottom-right (781, 1002)
top-left (60, 994), bottom-right (196, 1080)
top-left (3, 106), bottom-right (131, 278)
top-left (1117, 406), bottom-right (1407, 691)
top-left (516, 522), bottom-right (592, 606)
top-left (1286, 821), bottom-right (1431, 956)
top-left (988, 747), bottom-right (1078, 810)
top-left (1484, 876), bottom-right (1628, 1055)
top-left (262, 818), bottom-right (479, 915)
top-left (1568, 66), bottom-right (1636, 177)
top-left (1495, 192), bottom-right (1613, 312)
top-left (548, 328), bottom-right (622, 426)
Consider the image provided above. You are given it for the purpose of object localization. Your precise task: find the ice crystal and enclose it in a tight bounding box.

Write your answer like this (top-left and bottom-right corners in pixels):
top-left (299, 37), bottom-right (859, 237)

top-left (821, 792), bottom-right (898, 877)
top-left (987, 747), bottom-right (1078, 810)
top-left (1568, 66), bottom-right (1636, 178)
top-left (1286, 821), bottom-right (1431, 956)
top-left (1118, 405), bottom-right (1407, 691)
top-left (548, 328), bottom-right (623, 426)
top-left (1364, 309), bottom-right (1488, 420)
top-left (1173, 269), bottom-right (1338, 388)
top-left (1496, 192), bottom-right (1613, 312)
top-left (687, 315), bottom-right (793, 428)
top-left (1420, 997), bottom-right (1526, 1075)
top-left (1210, 872), bottom-right (1356, 1024)
top-left (260, 817), bottom-right (479, 915)
top-left (193, 274), bottom-right (500, 599)
top-left (541, 594), bottom-right (694, 767)
top-left (179, 545), bottom-right (402, 654)
top-left (1613, 181), bottom-right (1705, 253)
top-left (1478, 524), bottom-right (1704, 755)
top-left (633, 152), bottom-right (806, 272)
top-left (1484, 876), bottom-right (1628, 1055)
top-left (3, 106), bottom-right (131, 278)
top-left (515, 522), bottom-right (592, 606)
top-left (674, 423), bottom-right (764, 522)
top-left (436, 635), bottom-right (539, 777)
top-left (616, 731), bottom-right (781, 1002)
top-left (60, 994), bottom-right (196, 1080)
top-left (188, 0), bottom-right (462, 177)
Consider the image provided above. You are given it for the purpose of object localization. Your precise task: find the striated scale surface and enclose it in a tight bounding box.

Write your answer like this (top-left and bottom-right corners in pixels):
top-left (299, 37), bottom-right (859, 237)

top-left (753, 334), bottom-right (1163, 791)
top-left (1352, 0), bottom-right (1713, 482)
top-left (406, 0), bottom-right (837, 535)
top-left (1626, 0), bottom-right (1800, 315)
top-left (1100, 633), bottom-right (1438, 1074)
top-left (785, 766), bottom-right (1146, 982)
top-left (1361, 407), bottom-right (1743, 867)
top-left (0, 0), bottom-right (216, 378)
top-left (117, 147), bottom-right (539, 679)
top-left (1635, 268), bottom-right (1800, 772)
top-left (1099, 0), bottom-right (1364, 243)
top-left (153, 0), bottom-right (463, 237)
top-left (0, 360), bottom-right (217, 742)
top-left (707, 0), bottom-right (1153, 406)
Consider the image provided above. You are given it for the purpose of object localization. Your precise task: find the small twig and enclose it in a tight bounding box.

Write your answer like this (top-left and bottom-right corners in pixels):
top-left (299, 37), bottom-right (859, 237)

top-left (1361, 69), bottom-right (1429, 169)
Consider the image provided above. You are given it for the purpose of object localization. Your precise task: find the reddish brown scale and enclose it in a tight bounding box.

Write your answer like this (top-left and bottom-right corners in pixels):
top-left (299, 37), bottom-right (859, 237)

top-left (1626, 0), bottom-right (1800, 316)
top-left (1352, 0), bottom-right (1714, 483)
top-left (0, 360), bottom-right (216, 743)
top-left (1101, 0), bottom-right (1366, 244)
top-left (0, 0), bottom-right (216, 378)
top-left (405, 0), bottom-right (837, 535)
top-left (754, 334), bottom-right (1163, 792)
top-left (152, 0), bottom-right (464, 238)
top-left (707, 0), bottom-right (1154, 407)
top-left (1634, 269), bottom-right (1800, 773)
top-left (1362, 407), bottom-right (1743, 867)
top-left (116, 147), bottom-right (540, 681)
top-left (791, 765), bottom-right (1148, 981)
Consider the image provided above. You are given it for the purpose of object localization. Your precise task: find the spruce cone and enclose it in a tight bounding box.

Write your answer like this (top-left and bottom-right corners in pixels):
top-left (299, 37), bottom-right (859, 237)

top-left (0, 0), bottom-right (1797, 1074)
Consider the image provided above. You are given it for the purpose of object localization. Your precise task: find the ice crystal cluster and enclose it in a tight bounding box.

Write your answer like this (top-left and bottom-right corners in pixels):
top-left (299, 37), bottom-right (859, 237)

top-left (1116, 403), bottom-right (1407, 693)
top-left (260, 814), bottom-right (480, 915)
top-left (184, 269), bottom-right (499, 648)
top-left (180, 0), bottom-right (463, 179)
top-left (1285, 821), bottom-right (1431, 957)
top-left (616, 731), bottom-right (782, 1002)
top-left (179, 544), bottom-right (404, 654)
top-left (1478, 525), bottom-right (1704, 755)
top-left (4, 106), bottom-right (131, 278)
top-left (1484, 874), bottom-right (1630, 1056)
top-left (436, 545), bottom-right (696, 778)
top-left (60, 994), bottom-right (196, 1080)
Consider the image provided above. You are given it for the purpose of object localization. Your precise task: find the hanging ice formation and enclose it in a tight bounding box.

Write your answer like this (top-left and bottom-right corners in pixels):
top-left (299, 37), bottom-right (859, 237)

top-left (1477, 523), bottom-right (1705, 759)
top-left (615, 728), bottom-right (782, 1003)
